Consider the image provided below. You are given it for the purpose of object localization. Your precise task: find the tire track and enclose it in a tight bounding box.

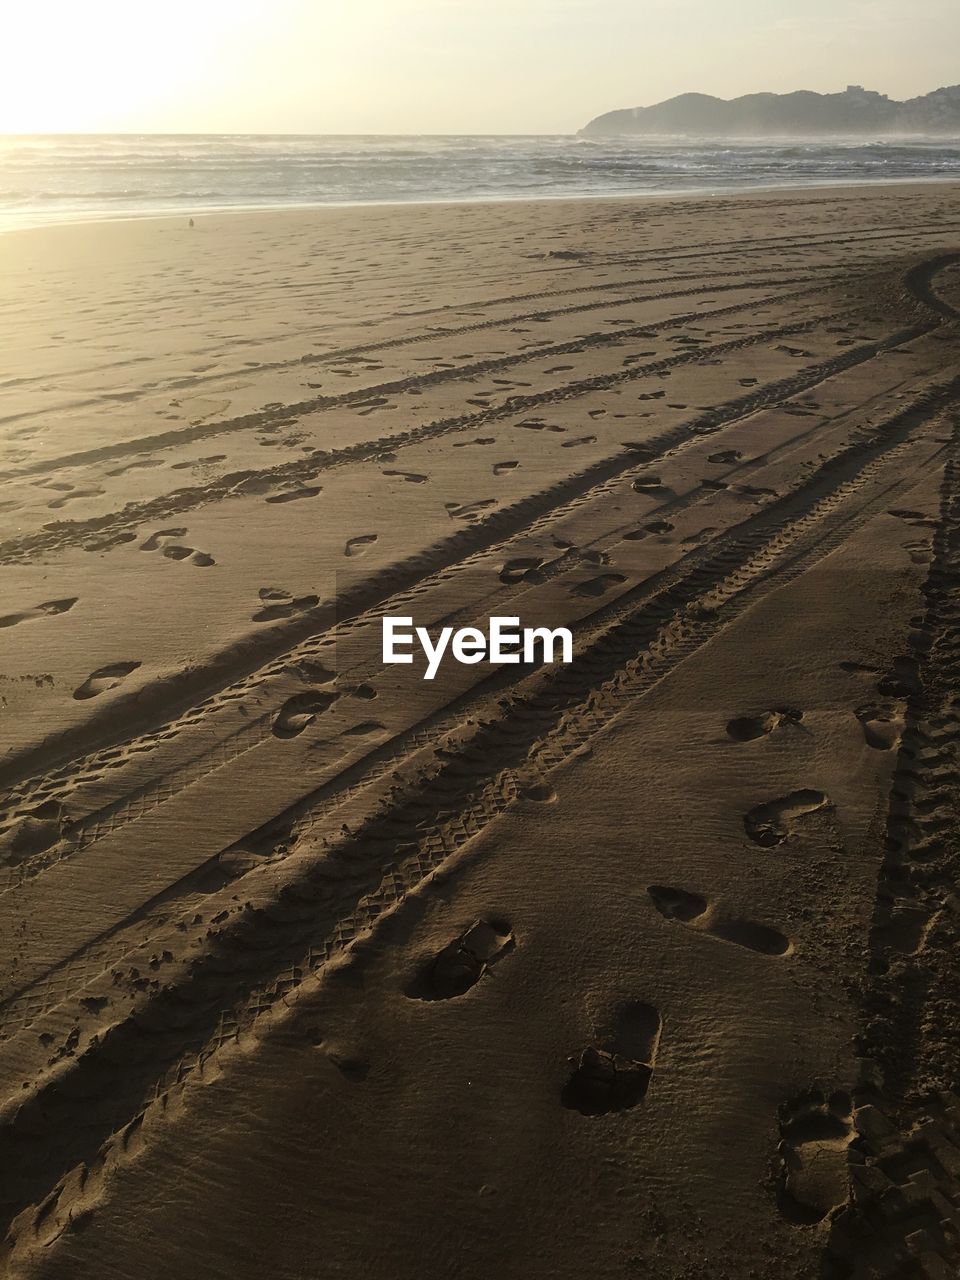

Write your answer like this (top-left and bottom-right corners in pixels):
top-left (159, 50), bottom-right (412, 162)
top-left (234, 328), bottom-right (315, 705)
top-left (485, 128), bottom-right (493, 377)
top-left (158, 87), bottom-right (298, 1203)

top-left (821, 419), bottom-right (960, 1278)
top-left (0, 270), bottom-right (831, 447)
top-left (0, 376), bottom-right (954, 1252)
top-left (0, 276), bottom-right (830, 487)
top-left (0, 301), bottom-right (941, 827)
top-left (0, 289), bottom-right (920, 574)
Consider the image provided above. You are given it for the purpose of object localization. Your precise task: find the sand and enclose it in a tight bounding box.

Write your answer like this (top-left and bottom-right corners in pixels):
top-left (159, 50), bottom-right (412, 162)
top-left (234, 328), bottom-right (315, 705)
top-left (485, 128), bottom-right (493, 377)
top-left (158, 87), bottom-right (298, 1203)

top-left (0, 184), bottom-right (959, 1279)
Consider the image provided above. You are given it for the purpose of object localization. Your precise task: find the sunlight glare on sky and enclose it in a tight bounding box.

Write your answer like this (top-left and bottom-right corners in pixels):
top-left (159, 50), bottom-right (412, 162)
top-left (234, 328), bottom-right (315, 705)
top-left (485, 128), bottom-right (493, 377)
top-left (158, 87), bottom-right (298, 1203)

top-left (1, 0), bottom-right (958, 135)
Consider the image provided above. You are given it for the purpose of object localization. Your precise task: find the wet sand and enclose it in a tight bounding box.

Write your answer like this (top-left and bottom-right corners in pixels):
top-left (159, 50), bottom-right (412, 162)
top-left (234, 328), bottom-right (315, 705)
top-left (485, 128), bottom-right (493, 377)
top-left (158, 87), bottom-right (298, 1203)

top-left (1, 185), bottom-right (960, 1279)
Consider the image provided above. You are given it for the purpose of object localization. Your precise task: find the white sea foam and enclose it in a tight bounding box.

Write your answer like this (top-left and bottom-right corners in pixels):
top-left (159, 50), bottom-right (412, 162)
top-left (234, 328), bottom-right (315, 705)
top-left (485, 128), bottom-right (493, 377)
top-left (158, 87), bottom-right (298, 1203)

top-left (2, 133), bottom-right (959, 229)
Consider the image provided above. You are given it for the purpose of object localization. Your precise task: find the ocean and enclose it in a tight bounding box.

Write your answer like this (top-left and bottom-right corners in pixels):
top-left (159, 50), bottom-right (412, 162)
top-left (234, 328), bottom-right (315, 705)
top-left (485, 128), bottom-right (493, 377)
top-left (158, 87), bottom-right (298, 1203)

top-left (2, 133), bottom-right (960, 229)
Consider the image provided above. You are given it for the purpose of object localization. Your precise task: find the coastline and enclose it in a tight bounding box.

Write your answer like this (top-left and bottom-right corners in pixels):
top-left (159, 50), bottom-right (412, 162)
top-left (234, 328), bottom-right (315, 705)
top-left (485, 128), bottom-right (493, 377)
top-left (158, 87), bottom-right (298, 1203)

top-left (3, 176), bottom-right (957, 253)
top-left (2, 173), bottom-right (960, 238)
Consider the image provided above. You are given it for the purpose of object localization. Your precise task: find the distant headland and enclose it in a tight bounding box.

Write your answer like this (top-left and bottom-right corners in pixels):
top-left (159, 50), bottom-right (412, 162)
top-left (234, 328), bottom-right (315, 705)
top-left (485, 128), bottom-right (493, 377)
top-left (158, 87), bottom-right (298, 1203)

top-left (581, 84), bottom-right (960, 137)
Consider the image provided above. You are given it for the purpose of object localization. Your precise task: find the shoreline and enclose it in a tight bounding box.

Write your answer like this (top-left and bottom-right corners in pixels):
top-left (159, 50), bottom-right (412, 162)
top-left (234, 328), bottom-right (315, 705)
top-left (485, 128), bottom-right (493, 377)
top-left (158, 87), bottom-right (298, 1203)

top-left (4, 172), bottom-right (960, 236)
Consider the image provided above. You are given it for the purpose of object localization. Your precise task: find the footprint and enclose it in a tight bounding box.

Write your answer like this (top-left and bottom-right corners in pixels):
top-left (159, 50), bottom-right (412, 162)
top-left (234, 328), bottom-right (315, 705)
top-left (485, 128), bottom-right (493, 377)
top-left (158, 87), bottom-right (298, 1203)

top-left (743, 789), bottom-right (828, 847)
top-left (572, 572), bottom-right (626, 598)
top-left (646, 884), bottom-right (708, 922)
top-left (106, 457), bottom-right (164, 477)
top-left (382, 470), bottom-right (428, 483)
top-left (561, 435), bottom-right (597, 449)
top-left (877, 655), bottom-right (921, 698)
top-left (726, 707), bottom-right (803, 742)
top-left (562, 1001), bottom-right (662, 1116)
top-left (499, 557), bottom-right (544, 585)
top-left (0, 801), bottom-right (67, 866)
top-left (620, 443), bottom-right (656, 460)
top-left (327, 1052), bottom-right (370, 1082)
top-left (272, 691), bottom-right (338, 739)
top-left (855, 704), bottom-right (903, 751)
top-left (140, 528), bottom-right (188, 552)
top-left (407, 918), bottom-right (514, 1000)
top-left (887, 507), bottom-right (937, 529)
top-left (681, 527), bottom-right (718, 548)
top-left (711, 916), bottom-right (794, 953)
top-left (73, 661), bottom-right (141, 701)
top-left (343, 682), bottom-right (377, 701)
top-left (253, 588), bottom-right (320, 622)
top-left (632, 475), bottom-right (663, 493)
top-left (493, 460), bottom-right (519, 475)
top-left (446, 499), bottom-right (497, 521)
top-left (265, 485), bottom-right (321, 504)
top-left (286, 659), bottom-right (337, 684)
top-left (345, 534), bottom-right (378, 557)
top-left (517, 420), bottom-right (564, 433)
top-left (0, 598), bottom-right (78, 629)
top-left (708, 450), bottom-right (742, 464)
top-left (777, 1089), bottom-right (854, 1223)
top-left (903, 539), bottom-right (932, 566)
top-left (47, 487), bottom-right (103, 510)
top-left (515, 776), bottom-right (556, 803)
top-left (624, 519), bottom-right (674, 541)
top-left (647, 885), bottom-right (791, 955)
top-left (140, 528), bottom-right (215, 567)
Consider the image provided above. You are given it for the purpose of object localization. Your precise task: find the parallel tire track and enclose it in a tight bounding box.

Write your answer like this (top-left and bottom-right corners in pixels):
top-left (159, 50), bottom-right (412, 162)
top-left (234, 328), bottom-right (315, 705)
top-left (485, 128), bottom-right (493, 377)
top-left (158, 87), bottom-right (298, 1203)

top-left (0, 374), bottom-right (955, 1252)
top-left (0, 291), bottom-right (939, 800)
top-left (0, 302), bottom-right (943, 847)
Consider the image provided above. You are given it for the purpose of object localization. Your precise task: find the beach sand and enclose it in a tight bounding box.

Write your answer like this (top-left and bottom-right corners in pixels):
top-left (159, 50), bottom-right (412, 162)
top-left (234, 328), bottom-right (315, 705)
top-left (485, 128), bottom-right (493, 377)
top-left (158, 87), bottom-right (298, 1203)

top-left (1, 184), bottom-right (959, 1279)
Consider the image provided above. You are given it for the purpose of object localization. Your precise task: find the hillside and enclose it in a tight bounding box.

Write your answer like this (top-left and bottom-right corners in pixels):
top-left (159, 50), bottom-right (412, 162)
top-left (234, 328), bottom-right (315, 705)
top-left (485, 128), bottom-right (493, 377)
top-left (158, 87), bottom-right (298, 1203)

top-left (581, 84), bottom-right (960, 136)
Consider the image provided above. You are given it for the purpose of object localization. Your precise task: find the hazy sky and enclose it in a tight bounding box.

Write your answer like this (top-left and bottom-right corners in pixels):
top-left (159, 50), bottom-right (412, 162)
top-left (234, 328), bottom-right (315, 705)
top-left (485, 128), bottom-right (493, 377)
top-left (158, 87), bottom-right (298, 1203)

top-left (2, 0), bottom-right (958, 134)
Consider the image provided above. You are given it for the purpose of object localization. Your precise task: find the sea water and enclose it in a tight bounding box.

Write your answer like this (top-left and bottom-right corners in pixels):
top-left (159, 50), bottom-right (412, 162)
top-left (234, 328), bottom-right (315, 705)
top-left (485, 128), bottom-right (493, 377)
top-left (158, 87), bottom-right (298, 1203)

top-left (2, 132), bottom-right (959, 229)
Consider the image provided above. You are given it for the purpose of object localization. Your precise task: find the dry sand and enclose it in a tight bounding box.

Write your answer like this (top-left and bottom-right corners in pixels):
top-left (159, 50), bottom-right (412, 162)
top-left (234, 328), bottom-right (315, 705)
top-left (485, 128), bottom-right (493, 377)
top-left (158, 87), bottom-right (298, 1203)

top-left (1, 185), bottom-right (960, 1279)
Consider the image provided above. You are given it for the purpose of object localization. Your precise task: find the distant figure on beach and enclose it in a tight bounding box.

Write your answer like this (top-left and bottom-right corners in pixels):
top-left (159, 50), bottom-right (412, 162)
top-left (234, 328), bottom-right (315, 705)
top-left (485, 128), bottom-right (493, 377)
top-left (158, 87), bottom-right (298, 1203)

top-left (188, 218), bottom-right (194, 228)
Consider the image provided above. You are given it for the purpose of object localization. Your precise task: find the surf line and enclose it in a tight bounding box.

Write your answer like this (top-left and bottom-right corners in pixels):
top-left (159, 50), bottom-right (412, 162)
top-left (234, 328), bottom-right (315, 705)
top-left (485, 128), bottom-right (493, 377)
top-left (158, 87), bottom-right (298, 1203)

top-left (382, 616), bottom-right (573, 681)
